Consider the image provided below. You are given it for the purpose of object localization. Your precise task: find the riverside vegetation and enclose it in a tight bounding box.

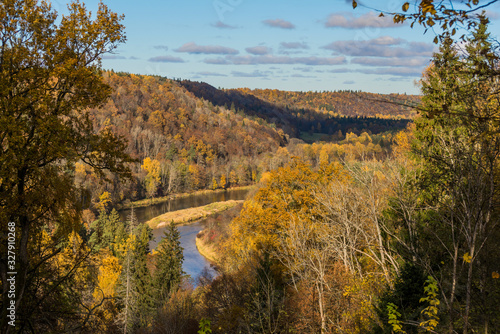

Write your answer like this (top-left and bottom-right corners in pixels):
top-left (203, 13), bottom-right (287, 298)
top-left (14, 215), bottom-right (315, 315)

top-left (1, 0), bottom-right (500, 333)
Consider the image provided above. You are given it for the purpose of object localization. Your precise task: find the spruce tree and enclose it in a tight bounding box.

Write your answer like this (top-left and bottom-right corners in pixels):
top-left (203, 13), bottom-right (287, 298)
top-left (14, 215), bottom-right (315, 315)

top-left (117, 206), bottom-right (156, 332)
top-left (153, 222), bottom-right (184, 307)
top-left (132, 223), bottom-right (155, 329)
top-left (89, 208), bottom-right (126, 254)
top-left (117, 206), bottom-right (138, 333)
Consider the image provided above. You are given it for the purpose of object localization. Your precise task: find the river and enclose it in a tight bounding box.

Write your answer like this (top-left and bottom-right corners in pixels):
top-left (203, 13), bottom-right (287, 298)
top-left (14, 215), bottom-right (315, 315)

top-left (119, 188), bottom-right (250, 225)
top-left (119, 188), bottom-right (250, 281)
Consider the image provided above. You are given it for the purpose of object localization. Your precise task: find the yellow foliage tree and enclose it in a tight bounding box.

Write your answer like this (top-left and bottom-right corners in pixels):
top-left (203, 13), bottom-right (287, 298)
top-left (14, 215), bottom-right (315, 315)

top-left (97, 191), bottom-right (112, 212)
top-left (141, 157), bottom-right (161, 199)
top-left (229, 170), bottom-right (238, 186)
top-left (227, 158), bottom-right (322, 262)
top-left (188, 164), bottom-right (202, 190)
top-left (92, 251), bottom-right (122, 329)
top-left (220, 174), bottom-right (227, 189)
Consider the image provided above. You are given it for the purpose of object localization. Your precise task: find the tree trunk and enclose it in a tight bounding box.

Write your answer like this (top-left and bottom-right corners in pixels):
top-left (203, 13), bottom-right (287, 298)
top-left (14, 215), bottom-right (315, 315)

top-left (316, 282), bottom-right (326, 334)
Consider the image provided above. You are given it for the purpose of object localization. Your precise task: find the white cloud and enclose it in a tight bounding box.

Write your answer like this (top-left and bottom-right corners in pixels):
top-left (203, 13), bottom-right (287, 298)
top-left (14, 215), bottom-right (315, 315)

top-left (351, 57), bottom-right (431, 67)
top-left (232, 70), bottom-right (271, 77)
top-left (148, 55), bottom-right (185, 63)
top-left (262, 19), bottom-right (295, 29)
top-left (280, 42), bottom-right (309, 49)
top-left (358, 67), bottom-right (424, 77)
top-left (205, 55), bottom-right (346, 65)
top-left (245, 46), bottom-right (272, 55)
top-left (195, 71), bottom-right (228, 77)
top-left (323, 37), bottom-right (435, 57)
top-left (325, 12), bottom-right (399, 29)
top-left (175, 42), bottom-right (239, 55)
top-left (212, 21), bottom-right (237, 29)
top-left (328, 67), bottom-right (423, 77)
top-left (291, 74), bottom-right (316, 78)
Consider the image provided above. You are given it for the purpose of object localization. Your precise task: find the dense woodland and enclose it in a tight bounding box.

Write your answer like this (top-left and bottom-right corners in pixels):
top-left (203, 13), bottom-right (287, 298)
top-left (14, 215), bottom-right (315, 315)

top-left (1, 0), bottom-right (500, 333)
top-left (80, 71), bottom-right (412, 209)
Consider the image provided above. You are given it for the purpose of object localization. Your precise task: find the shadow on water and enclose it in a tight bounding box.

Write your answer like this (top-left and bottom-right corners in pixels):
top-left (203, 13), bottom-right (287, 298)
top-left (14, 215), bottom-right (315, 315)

top-left (119, 188), bottom-right (251, 283)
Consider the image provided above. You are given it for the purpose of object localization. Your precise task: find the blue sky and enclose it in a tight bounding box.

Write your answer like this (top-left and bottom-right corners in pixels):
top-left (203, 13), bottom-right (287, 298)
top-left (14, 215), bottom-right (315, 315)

top-left (52, 0), bottom-right (500, 94)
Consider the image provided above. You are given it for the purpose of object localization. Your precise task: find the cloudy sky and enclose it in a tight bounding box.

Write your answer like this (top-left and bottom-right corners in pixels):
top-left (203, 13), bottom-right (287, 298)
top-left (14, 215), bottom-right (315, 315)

top-left (53, 0), bottom-right (500, 94)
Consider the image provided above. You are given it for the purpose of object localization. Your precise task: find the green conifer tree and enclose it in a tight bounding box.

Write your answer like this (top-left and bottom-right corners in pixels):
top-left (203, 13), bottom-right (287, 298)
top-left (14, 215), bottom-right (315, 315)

top-left (153, 222), bottom-right (184, 307)
top-left (131, 223), bottom-right (155, 328)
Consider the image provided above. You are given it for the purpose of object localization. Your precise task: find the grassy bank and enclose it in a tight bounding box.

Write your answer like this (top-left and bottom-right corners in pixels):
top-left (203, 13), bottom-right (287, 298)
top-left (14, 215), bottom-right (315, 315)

top-left (120, 185), bottom-right (254, 210)
top-left (195, 236), bottom-right (218, 264)
top-left (193, 203), bottom-right (244, 267)
top-left (145, 200), bottom-right (244, 229)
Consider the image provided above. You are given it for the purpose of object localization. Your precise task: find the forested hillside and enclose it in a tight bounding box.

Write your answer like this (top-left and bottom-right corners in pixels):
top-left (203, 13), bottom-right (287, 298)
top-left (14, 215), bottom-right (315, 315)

top-left (242, 88), bottom-right (418, 119)
top-left (81, 72), bottom-right (284, 206)
top-left (180, 80), bottom-right (413, 140)
top-left (79, 72), bottom-right (413, 207)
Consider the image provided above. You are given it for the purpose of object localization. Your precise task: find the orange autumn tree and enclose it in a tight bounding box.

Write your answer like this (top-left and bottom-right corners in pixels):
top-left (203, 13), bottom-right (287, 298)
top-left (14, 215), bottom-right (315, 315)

top-left (225, 150), bottom-right (410, 332)
top-left (227, 158), bottom-right (322, 263)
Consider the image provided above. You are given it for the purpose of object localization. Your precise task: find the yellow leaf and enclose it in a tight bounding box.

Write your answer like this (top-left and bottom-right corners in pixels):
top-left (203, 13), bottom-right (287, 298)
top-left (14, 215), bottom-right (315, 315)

top-left (402, 2), bottom-right (409, 12)
top-left (352, 0), bottom-right (357, 9)
top-left (463, 252), bottom-right (472, 263)
top-left (492, 271), bottom-right (499, 279)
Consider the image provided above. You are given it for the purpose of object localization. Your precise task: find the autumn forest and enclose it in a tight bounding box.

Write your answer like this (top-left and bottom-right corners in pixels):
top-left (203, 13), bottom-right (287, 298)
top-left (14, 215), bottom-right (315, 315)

top-left (1, 0), bottom-right (500, 333)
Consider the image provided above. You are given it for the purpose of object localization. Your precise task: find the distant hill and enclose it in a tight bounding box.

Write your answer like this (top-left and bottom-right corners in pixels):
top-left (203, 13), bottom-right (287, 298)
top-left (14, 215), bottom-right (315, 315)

top-left (179, 80), bottom-right (417, 140)
top-left (244, 88), bottom-right (419, 119)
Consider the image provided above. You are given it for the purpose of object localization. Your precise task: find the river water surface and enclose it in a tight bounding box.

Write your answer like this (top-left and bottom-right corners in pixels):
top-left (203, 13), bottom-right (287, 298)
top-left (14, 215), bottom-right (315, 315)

top-left (119, 188), bottom-right (250, 281)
